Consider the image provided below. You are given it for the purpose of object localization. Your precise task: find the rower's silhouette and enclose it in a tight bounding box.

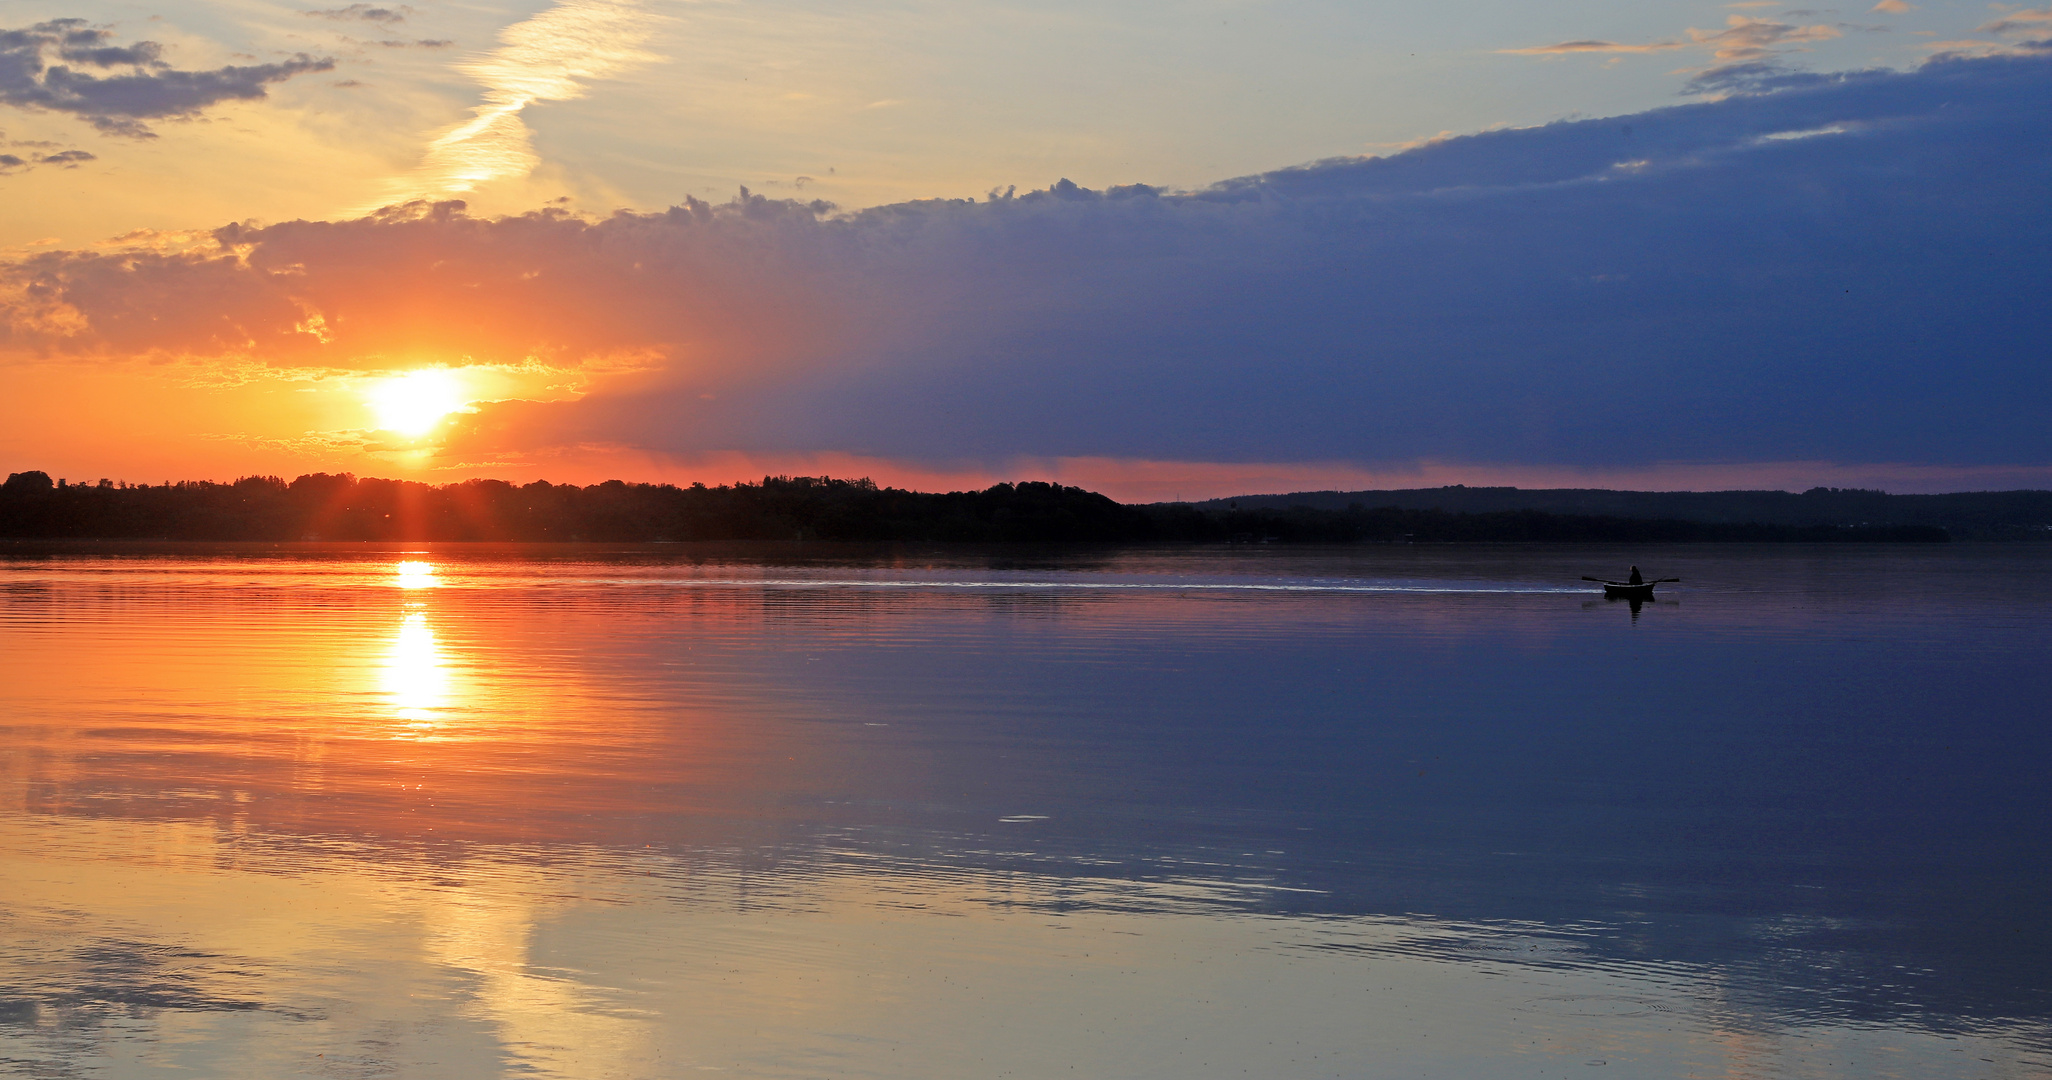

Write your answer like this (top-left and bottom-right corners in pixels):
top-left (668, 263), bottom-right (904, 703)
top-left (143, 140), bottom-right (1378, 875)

top-left (1580, 566), bottom-right (1678, 622)
top-left (1621, 567), bottom-right (1648, 619)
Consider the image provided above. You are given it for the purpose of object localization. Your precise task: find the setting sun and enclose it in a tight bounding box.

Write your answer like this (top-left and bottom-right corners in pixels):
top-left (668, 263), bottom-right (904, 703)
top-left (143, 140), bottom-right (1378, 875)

top-left (368, 369), bottom-right (466, 436)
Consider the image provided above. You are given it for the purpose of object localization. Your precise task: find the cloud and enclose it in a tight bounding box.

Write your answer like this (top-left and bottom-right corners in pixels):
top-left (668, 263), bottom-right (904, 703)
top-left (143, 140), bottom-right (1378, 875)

top-left (1921, 32), bottom-right (2052, 60)
top-left (390, 0), bottom-right (658, 202)
top-left (1499, 39), bottom-right (1687, 56)
top-left (305, 4), bottom-right (411, 24)
top-left (1689, 15), bottom-right (1842, 61)
top-left (1879, 5), bottom-right (2051, 60)
top-left (0, 19), bottom-right (333, 138)
top-left (4, 53), bottom-right (2050, 477)
top-left (1979, 7), bottom-right (2052, 36)
top-left (1871, 0), bottom-right (1915, 12)
top-left (1503, 14), bottom-right (1841, 69)
top-left (1681, 60), bottom-right (1838, 95)
top-left (0, 146), bottom-right (96, 173)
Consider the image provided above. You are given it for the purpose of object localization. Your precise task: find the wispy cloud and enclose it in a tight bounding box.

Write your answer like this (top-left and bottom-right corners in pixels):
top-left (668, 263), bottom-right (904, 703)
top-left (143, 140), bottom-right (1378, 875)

top-left (1500, 39), bottom-right (1687, 56)
top-left (1502, 14), bottom-right (1841, 69)
top-left (0, 148), bottom-right (96, 173)
top-left (1690, 16), bottom-right (1842, 60)
top-left (1979, 7), bottom-right (2052, 36)
top-left (390, 0), bottom-right (659, 201)
top-left (1871, 0), bottom-right (1915, 13)
top-left (0, 19), bottom-right (331, 137)
top-left (304, 4), bottom-right (411, 25)
top-left (1912, 8), bottom-right (2052, 59)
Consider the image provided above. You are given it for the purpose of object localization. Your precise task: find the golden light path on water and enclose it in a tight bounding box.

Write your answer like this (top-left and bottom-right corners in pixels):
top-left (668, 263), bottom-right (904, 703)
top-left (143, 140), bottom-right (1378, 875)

top-left (0, 547), bottom-right (2048, 1078)
top-left (386, 561), bottom-right (451, 734)
top-left (385, 612), bottom-right (449, 731)
top-left (394, 559), bottom-right (440, 590)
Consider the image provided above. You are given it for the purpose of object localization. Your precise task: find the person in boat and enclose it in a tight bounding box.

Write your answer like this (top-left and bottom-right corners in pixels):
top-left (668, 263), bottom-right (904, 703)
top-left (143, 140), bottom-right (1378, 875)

top-left (1581, 567), bottom-right (1672, 591)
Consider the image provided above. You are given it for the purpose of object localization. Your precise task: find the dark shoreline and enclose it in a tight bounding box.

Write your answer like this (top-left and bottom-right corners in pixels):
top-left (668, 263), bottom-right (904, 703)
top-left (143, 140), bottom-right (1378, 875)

top-left (0, 471), bottom-right (1962, 544)
top-left (1198, 484), bottom-right (2052, 540)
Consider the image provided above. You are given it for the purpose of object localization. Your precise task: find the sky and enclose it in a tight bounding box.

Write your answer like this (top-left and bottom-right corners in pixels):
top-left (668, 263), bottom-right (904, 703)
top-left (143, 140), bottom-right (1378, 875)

top-left (1, 0), bottom-right (2048, 499)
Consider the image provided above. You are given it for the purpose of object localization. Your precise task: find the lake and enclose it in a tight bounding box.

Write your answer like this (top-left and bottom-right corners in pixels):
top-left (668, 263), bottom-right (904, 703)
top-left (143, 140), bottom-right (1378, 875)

top-left (2, 542), bottom-right (2048, 1079)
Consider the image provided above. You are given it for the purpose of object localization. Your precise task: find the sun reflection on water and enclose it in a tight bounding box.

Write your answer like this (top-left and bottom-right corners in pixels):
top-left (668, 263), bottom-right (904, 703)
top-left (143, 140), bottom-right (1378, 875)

top-left (384, 611), bottom-right (450, 734)
top-left (395, 560), bottom-right (439, 589)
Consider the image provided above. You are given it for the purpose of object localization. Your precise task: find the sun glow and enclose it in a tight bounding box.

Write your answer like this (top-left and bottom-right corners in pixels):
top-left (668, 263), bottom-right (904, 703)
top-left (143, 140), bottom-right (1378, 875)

top-left (368, 369), bottom-right (467, 436)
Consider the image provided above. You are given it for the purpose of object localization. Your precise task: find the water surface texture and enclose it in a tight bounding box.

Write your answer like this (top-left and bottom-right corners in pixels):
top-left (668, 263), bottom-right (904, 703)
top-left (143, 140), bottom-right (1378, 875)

top-left (2, 543), bottom-right (2048, 1079)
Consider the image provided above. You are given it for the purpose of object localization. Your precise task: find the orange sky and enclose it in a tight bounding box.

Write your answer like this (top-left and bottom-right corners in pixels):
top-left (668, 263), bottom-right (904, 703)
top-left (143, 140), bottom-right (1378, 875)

top-left (5, 6), bottom-right (2050, 499)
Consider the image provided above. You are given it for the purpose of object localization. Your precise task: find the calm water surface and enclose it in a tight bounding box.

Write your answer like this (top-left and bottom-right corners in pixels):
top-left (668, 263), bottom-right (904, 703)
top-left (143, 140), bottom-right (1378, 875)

top-left (1, 543), bottom-right (2048, 1079)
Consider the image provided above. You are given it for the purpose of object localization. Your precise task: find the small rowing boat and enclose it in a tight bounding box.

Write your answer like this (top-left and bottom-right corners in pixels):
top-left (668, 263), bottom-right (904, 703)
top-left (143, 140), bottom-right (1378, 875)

top-left (1581, 566), bottom-right (1679, 600)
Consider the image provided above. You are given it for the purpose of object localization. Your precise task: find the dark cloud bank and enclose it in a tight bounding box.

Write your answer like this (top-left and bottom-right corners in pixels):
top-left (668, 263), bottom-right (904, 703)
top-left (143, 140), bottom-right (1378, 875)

top-left (6, 53), bottom-right (2051, 472)
top-left (0, 19), bottom-right (331, 136)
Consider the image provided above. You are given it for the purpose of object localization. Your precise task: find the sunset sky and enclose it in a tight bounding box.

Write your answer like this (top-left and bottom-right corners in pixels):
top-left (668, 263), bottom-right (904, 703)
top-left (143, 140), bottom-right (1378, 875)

top-left (2, 0), bottom-right (2047, 499)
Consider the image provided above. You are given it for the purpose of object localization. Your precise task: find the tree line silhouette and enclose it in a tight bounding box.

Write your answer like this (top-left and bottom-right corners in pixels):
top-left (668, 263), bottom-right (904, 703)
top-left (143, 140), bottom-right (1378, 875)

top-left (0, 470), bottom-right (1949, 543)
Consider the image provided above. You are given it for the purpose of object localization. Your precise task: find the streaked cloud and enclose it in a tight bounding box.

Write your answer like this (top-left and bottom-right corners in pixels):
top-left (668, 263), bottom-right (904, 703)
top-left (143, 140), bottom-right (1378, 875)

top-left (304, 4), bottom-right (411, 24)
top-left (1500, 39), bottom-right (1688, 56)
top-left (0, 19), bottom-right (332, 138)
top-left (1918, 9), bottom-right (2052, 61)
top-left (0, 148), bottom-right (93, 173)
top-left (391, 0), bottom-right (660, 201)
top-left (1504, 14), bottom-right (1844, 77)
top-left (1690, 16), bottom-right (1842, 60)
top-left (1979, 7), bottom-right (2052, 36)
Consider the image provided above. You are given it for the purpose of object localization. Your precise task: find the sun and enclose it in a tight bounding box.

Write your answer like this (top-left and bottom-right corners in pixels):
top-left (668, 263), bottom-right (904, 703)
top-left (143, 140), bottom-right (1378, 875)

top-left (368, 369), bottom-right (466, 436)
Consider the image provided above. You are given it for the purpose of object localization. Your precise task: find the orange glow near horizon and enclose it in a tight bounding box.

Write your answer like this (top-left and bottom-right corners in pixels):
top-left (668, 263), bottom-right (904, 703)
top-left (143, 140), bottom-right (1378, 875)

top-left (368, 370), bottom-right (468, 437)
top-left (6, 360), bottom-right (2052, 498)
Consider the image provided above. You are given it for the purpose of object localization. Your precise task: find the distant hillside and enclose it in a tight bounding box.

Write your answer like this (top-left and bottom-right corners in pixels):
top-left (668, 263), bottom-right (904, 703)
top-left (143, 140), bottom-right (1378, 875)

top-left (1187, 487), bottom-right (2052, 541)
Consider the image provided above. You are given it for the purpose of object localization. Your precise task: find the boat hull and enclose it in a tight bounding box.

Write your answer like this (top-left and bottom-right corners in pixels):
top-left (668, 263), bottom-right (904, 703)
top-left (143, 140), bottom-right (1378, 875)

top-left (1602, 583), bottom-right (1657, 600)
